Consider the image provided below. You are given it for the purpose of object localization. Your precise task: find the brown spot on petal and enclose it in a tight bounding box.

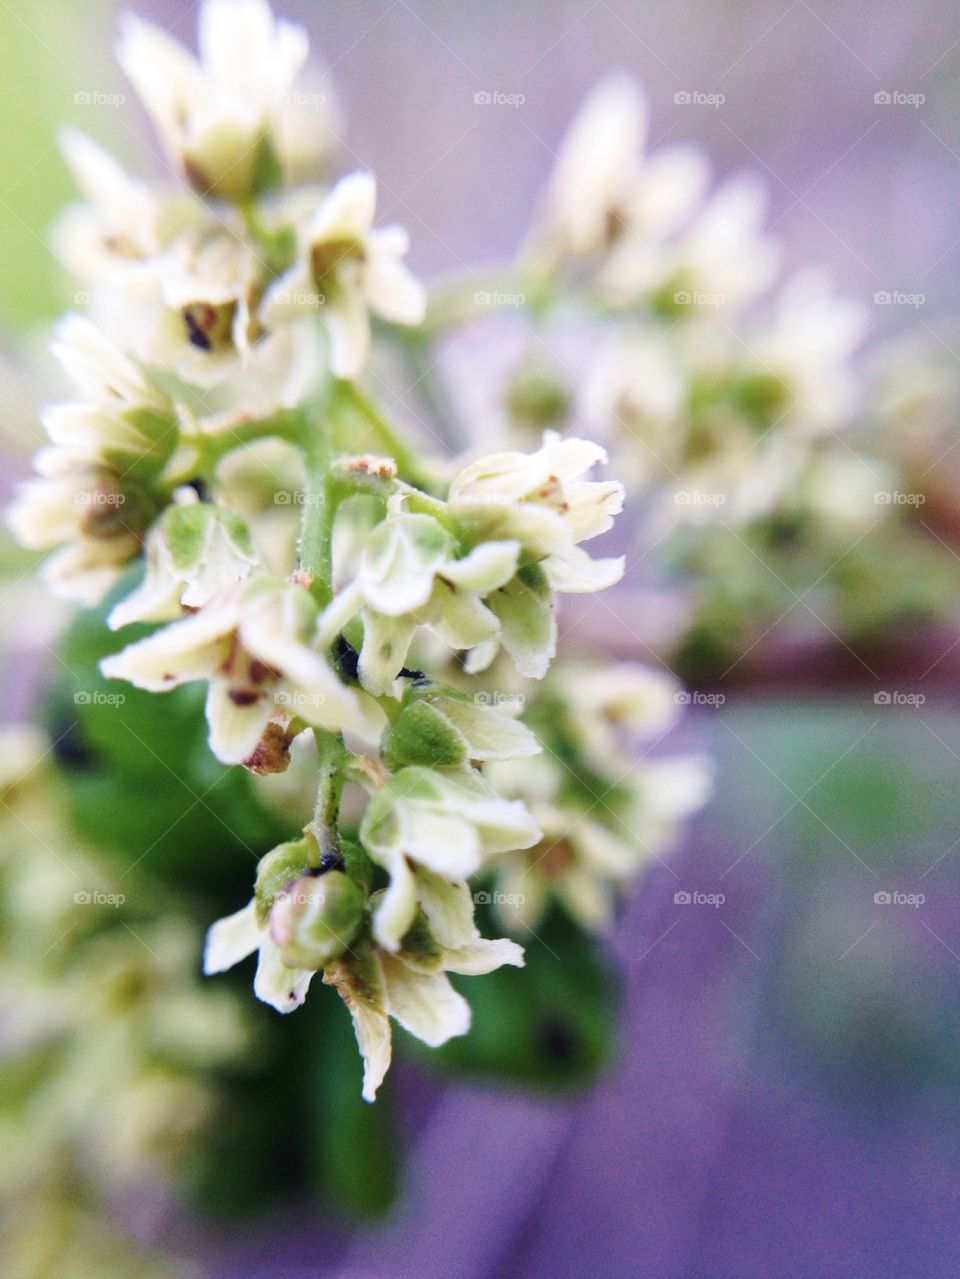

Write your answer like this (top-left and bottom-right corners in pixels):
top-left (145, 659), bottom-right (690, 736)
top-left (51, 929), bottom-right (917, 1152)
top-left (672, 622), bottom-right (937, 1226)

top-left (228, 688), bottom-right (260, 707)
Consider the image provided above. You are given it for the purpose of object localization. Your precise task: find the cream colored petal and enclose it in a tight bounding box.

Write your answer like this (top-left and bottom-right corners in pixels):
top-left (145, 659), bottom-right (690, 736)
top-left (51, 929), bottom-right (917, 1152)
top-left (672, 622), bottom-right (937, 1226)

top-left (203, 900), bottom-right (261, 974)
top-left (326, 288), bottom-right (371, 380)
top-left (381, 958), bottom-right (471, 1047)
top-left (253, 940), bottom-right (314, 1012)
top-left (371, 851), bottom-right (418, 952)
top-left (365, 252), bottom-right (426, 326)
top-left (310, 171), bottom-right (377, 242)
top-left (443, 937), bottom-right (525, 975)
top-left (205, 679), bottom-right (273, 764)
top-left (415, 869), bottom-right (478, 948)
top-left (352, 1000), bottom-right (392, 1102)
top-left (543, 548), bottom-right (624, 594)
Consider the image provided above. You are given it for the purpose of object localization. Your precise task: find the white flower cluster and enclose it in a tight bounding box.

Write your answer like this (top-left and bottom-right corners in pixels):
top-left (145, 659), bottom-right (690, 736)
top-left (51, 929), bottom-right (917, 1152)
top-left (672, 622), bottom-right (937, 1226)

top-left (486, 663), bottom-right (711, 932)
top-left (523, 78), bottom-right (869, 527)
top-left (9, 0), bottom-right (701, 1103)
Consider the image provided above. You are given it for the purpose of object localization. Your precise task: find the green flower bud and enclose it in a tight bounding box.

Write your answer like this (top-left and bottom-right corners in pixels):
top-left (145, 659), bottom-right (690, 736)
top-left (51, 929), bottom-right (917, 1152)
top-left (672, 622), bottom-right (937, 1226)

top-left (381, 698), bottom-right (468, 770)
top-left (270, 870), bottom-right (366, 970)
top-left (254, 839), bottom-right (312, 926)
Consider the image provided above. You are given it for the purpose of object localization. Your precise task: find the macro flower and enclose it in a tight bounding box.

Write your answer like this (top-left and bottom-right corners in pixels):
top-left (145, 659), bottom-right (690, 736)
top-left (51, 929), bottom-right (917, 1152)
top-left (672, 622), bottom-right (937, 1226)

top-left (260, 171), bottom-right (426, 377)
top-left (96, 229), bottom-right (260, 389)
top-left (40, 315), bottom-right (177, 470)
top-left (538, 76), bottom-right (706, 265)
top-left (54, 130), bottom-right (174, 284)
top-left (7, 449), bottom-right (161, 606)
top-left (487, 663), bottom-right (711, 932)
top-left (101, 577), bottom-right (382, 764)
top-left (601, 174), bottom-right (780, 313)
top-left (7, 317), bottom-right (178, 603)
top-left (204, 841), bottom-right (366, 1012)
top-left (448, 430), bottom-right (625, 601)
top-left (107, 498), bottom-right (259, 630)
top-left (359, 765), bottom-right (541, 949)
top-left (325, 877), bottom-right (524, 1101)
top-left (117, 0), bottom-right (310, 201)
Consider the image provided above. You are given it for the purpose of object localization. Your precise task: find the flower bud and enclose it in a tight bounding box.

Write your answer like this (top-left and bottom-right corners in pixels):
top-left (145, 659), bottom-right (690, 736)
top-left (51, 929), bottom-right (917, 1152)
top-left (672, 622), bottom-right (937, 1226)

top-left (254, 839), bottom-right (312, 925)
top-left (269, 870), bottom-right (365, 969)
top-left (381, 698), bottom-right (467, 771)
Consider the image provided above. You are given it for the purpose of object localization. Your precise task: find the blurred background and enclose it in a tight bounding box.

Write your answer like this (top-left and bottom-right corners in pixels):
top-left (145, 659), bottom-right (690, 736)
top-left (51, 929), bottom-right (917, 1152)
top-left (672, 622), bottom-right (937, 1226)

top-left (2, 1), bottom-right (960, 1277)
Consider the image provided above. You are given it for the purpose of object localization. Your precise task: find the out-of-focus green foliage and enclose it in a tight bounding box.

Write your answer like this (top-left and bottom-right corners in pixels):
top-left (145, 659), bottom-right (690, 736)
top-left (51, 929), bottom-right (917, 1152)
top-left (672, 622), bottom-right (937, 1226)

top-left (0, 0), bottom-right (120, 331)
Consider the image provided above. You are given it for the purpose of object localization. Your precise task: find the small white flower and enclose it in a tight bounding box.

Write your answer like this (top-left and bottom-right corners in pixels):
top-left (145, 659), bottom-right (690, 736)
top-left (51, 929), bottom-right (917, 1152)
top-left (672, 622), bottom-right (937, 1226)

top-left (602, 175), bottom-right (780, 312)
top-left (7, 452), bottom-right (149, 605)
top-left (325, 877), bottom-right (524, 1101)
top-left (116, 0), bottom-right (310, 200)
top-left (324, 502), bottom-right (520, 693)
top-left (537, 77), bottom-right (706, 264)
top-left (540, 76), bottom-right (647, 259)
top-left (54, 130), bottom-right (171, 283)
top-left (40, 315), bottom-right (175, 467)
top-left (448, 431), bottom-right (625, 610)
top-left (204, 897), bottom-right (315, 1013)
top-left (741, 269), bottom-right (868, 434)
top-left (95, 230), bottom-right (259, 390)
top-left (108, 500), bottom-right (259, 630)
top-left (260, 171), bottom-right (426, 378)
top-left (359, 766), bottom-right (541, 950)
top-left (563, 662), bottom-right (683, 772)
top-left (101, 577), bottom-right (382, 764)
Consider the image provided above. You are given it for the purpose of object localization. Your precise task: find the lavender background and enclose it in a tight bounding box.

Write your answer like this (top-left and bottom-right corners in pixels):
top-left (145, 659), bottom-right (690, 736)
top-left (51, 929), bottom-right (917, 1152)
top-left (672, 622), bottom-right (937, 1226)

top-left (3, 1), bottom-right (960, 1275)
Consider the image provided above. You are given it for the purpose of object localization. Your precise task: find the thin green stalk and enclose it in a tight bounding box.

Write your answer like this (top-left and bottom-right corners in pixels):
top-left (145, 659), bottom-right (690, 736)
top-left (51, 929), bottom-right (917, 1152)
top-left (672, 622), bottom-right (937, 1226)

top-left (298, 395), bottom-right (336, 607)
top-left (335, 380), bottom-right (437, 492)
top-left (309, 728), bottom-right (346, 868)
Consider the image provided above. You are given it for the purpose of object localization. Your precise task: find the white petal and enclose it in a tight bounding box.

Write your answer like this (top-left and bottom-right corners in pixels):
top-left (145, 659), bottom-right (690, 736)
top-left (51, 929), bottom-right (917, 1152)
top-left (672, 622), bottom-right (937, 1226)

top-left (358, 609), bottom-right (416, 696)
top-left (327, 288), bottom-right (371, 379)
top-left (253, 940), bottom-right (314, 1013)
top-left (443, 937), bottom-right (525, 975)
top-left (442, 541), bottom-right (520, 593)
top-left (352, 1000), bottom-right (392, 1102)
top-left (372, 851), bottom-right (418, 953)
top-left (310, 171), bottom-right (377, 242)
top-left (365, 251), bottom-right (426, 326)
top-left (99, 594), bottom-right (240, 691)
top-left (203, 900), bottom-right (261, 974)
top-left (381, 958), bottom-right (471, 1047)
top-left (415, 869), bottom-right (478, 948)
top-left (543, 548), bottom-right (625, 593)
top-left (205, 679), bottom-right (273, 764)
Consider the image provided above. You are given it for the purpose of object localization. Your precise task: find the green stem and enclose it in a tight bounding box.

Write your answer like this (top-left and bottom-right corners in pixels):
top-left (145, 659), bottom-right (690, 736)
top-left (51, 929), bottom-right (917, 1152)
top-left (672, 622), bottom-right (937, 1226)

top-left (298, 395), bottom-right (336, 607)
top-left (309, 728), bottom-right (346, 868)
top-left (169, 408), bottom-right (304, 489)
top-left (335, 380), bottom-right (438, 492)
